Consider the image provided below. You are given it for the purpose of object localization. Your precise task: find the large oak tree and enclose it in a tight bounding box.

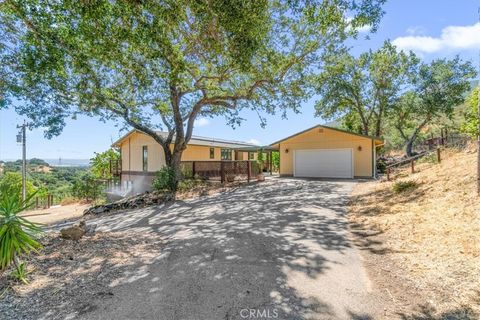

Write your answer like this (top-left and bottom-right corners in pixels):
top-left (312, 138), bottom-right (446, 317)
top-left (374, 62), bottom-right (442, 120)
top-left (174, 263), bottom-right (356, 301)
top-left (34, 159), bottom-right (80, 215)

top-left (0, 0), bottom-right (385, 186)
top-left (314, 41), bottom-right (416, 137)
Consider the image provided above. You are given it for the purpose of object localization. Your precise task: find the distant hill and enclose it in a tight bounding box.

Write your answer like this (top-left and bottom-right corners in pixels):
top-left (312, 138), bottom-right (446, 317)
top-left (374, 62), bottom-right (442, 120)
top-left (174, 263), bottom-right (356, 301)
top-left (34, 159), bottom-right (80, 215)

top-left (43, 159), bottom-right (90, 167)
top-left (0, 158), bottom-right (90, 168)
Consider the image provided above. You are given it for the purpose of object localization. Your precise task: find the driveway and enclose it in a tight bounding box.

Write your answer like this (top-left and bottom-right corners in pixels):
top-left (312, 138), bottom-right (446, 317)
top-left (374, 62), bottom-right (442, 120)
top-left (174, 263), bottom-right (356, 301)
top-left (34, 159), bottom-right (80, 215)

top-left (83, 178), bottom-right (384, 320)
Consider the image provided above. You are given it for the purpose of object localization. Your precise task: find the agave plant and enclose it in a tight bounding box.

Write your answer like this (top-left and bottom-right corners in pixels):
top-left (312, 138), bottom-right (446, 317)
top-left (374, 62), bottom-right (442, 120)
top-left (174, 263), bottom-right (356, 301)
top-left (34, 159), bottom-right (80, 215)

top-left (0, 192), bottom-right (43, 270)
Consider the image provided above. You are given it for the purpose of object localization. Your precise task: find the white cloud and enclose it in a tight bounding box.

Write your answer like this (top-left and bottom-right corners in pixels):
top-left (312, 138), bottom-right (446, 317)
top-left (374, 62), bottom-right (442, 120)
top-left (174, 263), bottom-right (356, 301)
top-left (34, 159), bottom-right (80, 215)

top-left (247, 138), bottom-right (261, 146)
top-left (393, 22), bottom-right (480, 53)
top-left (194, 118), bottom-right (210, 127)
top-left (406, 26), bottom-right (427, 36)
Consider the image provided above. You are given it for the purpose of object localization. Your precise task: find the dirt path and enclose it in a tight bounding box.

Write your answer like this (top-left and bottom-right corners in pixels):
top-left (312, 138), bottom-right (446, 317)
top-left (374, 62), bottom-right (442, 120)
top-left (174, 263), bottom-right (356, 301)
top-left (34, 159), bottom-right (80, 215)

top-left (21, 203), bottom-right (90, 225)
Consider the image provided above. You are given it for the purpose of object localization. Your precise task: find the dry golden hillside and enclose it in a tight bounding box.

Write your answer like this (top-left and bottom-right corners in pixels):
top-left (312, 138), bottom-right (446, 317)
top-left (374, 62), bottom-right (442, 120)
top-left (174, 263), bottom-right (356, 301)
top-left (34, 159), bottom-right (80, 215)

top-left (350, 145), bottom-right (480, 319)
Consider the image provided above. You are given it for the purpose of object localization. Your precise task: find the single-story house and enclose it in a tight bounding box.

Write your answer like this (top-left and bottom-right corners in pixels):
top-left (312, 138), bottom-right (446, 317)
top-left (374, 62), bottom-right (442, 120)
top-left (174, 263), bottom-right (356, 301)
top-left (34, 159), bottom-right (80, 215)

top-left (270, 124), bottom-right (383, 179)
top-left (111, 124), bottom-right (382, 193)
top-left (111, 130), bottom-right (259, 192)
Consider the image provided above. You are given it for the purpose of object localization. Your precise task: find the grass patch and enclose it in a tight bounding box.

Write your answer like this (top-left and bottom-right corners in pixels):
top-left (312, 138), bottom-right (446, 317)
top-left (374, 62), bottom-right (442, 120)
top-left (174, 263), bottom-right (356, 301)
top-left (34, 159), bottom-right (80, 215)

top-left (392, 180), bottom-right (418, 193)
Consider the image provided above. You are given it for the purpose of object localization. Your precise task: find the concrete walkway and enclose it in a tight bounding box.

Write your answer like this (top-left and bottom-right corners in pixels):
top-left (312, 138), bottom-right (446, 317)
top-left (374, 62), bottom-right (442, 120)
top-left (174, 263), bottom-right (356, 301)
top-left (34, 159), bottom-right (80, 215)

top-left (82, 178), bottom-right (384, 320)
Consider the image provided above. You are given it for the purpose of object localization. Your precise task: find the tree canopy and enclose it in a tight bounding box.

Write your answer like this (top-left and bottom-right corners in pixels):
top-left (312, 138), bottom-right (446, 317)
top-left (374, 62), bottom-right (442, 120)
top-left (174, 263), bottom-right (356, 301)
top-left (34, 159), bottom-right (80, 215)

top-left (314, 41), bottom-right (417, 137)
top-left (389, 57), bottom-right (475, 156)
top-left (0, 0), bottom-right (385, 185)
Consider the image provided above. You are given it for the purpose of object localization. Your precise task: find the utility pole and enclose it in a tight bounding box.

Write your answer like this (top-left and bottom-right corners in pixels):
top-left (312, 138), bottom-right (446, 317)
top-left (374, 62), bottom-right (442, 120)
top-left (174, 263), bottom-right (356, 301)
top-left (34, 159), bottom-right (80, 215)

top-left (16, 120), bottom-right (27, 201)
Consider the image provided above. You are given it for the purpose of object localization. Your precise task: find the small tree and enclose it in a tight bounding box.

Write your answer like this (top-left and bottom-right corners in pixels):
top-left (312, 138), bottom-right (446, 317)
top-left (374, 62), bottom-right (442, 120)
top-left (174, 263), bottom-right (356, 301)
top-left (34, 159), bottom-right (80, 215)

top-left (0, 172), bottom-right (36, 202)
top-left (461, 87), bottom-right (479, 137)
top-left (389, 57), bottom-right (475, 156)
top-left (90, 149), bottom-right (120, 180)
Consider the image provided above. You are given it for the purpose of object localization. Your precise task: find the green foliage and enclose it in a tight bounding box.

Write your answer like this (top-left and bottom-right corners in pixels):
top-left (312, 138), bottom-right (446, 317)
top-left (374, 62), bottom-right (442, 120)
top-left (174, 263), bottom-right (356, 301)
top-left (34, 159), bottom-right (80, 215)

top-left (272, 152), bottom-right (280, 171)
top-left (0, 172), bottom-right (36, 202)
top-left (388, 57), bottom-right (476, 155)
top-left (177, 178), bottom-right (207, 193)
top-left (0, 0), bottom-right (385, 178)
top-left (392, 180), bottom-right (418, 193)
top-left (153, 167), bottom-right (177, 192)
top-left (10, 261), bottom-right (31, 284)
top-left (315, 41), bottom-right (417, 136)
top-left (460, 87), bottom-right (479, 137)
top-left (90, 149), bottom-right (120, 180)
top-left (71, 173), bottom-right (104, 202)
top-left (0, 193), bottom-right (42, 270)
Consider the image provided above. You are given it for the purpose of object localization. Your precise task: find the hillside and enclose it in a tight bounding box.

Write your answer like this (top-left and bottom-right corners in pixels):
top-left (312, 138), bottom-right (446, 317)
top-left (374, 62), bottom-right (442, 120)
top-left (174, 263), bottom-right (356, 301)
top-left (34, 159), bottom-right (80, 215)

top-left (349, 145), bottom-right (480, 319)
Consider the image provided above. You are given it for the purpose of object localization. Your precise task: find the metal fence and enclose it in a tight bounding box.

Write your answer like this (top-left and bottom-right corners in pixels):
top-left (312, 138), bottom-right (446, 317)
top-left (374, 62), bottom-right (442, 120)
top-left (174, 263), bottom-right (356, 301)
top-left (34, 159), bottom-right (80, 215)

top-left (180, 160), bottom-right (260, 182)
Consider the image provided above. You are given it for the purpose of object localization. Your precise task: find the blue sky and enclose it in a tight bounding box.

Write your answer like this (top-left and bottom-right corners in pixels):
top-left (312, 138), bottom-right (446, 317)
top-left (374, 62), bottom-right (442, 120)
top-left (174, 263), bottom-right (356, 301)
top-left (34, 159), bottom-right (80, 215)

top-left (1, 0), bottom-right (480, 160)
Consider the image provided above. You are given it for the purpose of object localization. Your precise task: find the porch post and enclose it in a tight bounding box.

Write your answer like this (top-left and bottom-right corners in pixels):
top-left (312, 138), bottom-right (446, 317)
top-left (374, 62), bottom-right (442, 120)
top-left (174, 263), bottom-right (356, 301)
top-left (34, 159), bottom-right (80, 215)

top-left (269, 151), bottom-right (273, 175)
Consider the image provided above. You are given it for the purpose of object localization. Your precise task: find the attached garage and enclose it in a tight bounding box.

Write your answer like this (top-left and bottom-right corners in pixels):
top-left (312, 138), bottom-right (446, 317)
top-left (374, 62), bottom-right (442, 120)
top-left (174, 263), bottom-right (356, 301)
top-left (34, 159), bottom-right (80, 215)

top-left (270, 125), bottom-right (383, 179)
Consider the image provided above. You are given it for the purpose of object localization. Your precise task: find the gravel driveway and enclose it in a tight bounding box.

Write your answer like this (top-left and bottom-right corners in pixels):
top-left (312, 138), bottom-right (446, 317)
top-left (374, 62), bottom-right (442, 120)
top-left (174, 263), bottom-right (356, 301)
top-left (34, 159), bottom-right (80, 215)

top-left (81, 178), bottom-right (384, 320)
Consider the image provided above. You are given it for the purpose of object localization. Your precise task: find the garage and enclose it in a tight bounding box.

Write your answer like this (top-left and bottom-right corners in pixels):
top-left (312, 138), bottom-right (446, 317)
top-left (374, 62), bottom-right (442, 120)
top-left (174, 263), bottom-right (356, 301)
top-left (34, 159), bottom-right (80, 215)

top-left (294, 149), bottom-right (353, 178)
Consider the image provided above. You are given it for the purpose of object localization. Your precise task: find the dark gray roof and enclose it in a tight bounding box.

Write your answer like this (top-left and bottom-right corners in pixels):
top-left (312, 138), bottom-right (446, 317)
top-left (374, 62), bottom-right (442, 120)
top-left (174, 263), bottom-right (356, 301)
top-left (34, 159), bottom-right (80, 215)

top-left (112, 129), bottom-right (259, 149)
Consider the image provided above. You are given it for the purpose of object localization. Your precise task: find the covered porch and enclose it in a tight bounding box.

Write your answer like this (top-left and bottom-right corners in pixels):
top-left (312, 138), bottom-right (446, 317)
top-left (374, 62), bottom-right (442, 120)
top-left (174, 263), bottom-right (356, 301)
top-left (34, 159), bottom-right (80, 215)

top-left (234, 145), bottom-right (280, 176)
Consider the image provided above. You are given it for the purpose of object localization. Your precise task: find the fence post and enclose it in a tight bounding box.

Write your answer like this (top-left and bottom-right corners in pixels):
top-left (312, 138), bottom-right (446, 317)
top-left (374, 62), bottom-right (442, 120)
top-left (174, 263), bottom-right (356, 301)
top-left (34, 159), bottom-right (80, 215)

top-left (411, 160), bottom-right (415, 173)
top-left (220, 161), bottom-right (225, 183)
top-left (192, 161), bottom-right (196, 178)
top-left (35, 197), bottom-right (39, 209)
top-left (437, 147), bottom-right (441, 163)
top-left (387, 167), bottom-right (390, 181)
top-left (247, 161), bottom-right (251, 182)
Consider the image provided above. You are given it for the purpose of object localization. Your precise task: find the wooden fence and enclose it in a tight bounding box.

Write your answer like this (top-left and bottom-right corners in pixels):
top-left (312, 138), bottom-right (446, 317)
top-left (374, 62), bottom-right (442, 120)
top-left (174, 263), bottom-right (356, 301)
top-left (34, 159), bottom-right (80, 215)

top-left (180, 160), bottom-right (261, 183)
top-left (385, 148), bottom-right (442, 181)
top-left (34, 194), bottom-right (55, 209)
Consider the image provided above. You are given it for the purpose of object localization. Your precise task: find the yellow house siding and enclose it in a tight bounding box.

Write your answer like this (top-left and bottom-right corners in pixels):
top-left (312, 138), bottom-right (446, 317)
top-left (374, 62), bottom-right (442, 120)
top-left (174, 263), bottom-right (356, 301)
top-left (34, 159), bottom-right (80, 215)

top-left (120, 132), bottom-right (165, 172)
top-left (278, 127), bottom-right (373, 177)
top-left (118, 132), bottom-right (257, 172)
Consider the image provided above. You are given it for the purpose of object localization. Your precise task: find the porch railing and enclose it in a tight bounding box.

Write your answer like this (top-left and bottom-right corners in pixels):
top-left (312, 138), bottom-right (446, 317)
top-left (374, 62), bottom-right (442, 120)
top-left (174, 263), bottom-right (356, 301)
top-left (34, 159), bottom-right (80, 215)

top-left (180, 160), bottom-right (260, 182)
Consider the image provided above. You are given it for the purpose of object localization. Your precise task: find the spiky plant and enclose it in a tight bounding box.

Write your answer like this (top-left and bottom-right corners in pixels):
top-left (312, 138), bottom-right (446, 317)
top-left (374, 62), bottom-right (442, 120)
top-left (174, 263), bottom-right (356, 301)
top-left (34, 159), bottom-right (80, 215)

top-left (0, 193), bottom-right (43, 271)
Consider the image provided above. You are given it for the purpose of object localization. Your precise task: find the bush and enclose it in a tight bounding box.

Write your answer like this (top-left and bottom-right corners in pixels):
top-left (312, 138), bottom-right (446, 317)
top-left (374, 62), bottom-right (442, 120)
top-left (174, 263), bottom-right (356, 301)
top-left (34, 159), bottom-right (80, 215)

top-left (71, 173), bottom-right (104, 202)
top-left (392, 180), bottom-right (418, 193)
top-left (0, 193), bottom-right (42, 271)
top-left (153, 167), bottom-right (176, 192)
top-left (177, 178), bottom-right (207, 193)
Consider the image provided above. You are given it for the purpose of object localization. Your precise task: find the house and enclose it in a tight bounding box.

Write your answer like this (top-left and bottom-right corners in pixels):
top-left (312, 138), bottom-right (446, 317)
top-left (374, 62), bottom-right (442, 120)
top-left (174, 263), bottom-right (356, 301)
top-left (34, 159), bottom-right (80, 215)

top-left (270, 125), bottom-right (383, 179)
top-left (111, 130), bottom-right (260, 192)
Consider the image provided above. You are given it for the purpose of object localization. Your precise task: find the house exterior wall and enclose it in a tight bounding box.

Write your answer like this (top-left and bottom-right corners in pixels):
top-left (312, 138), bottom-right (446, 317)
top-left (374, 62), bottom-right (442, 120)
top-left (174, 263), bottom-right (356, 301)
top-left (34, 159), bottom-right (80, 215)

top-left (278, 127), bottom-right (373, 178)
top-left (118, 131), bottom-right (258, 193)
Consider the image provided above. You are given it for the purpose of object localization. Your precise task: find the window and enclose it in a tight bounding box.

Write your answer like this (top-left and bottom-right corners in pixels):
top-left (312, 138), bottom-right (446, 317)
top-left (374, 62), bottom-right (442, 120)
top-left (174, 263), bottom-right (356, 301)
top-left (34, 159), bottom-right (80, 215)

top-left (249, 152), bottom-right (254, 160)
top-left (142, 146), bottom-right (148, 171)
top-left (221, 148), bottom-right (232, 160)
top-left (210, 148), bottom-right (215, 159)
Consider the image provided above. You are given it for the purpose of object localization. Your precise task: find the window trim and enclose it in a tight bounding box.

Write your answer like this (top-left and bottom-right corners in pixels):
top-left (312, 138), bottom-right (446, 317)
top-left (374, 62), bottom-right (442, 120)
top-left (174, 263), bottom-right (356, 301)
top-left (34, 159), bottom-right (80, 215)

top-left (142, 146), bottom-right (148, 171)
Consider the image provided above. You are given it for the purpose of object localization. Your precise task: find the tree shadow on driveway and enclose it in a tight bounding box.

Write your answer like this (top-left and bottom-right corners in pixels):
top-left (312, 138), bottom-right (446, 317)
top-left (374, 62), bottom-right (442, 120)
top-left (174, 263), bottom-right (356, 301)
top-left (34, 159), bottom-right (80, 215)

top-left (6, 178), bottom-right (382, 320)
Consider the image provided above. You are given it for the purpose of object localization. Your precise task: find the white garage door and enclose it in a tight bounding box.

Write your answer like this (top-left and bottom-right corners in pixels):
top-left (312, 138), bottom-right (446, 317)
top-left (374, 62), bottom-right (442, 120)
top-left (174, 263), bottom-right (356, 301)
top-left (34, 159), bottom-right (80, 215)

top-left (294, 149), bottom-right (353, 178)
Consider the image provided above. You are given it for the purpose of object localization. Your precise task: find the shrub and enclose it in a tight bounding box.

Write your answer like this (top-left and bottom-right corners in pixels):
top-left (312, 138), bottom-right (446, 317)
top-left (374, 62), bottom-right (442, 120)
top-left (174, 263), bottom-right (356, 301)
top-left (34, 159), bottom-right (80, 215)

top-left (10, 261), bottom-right (31, 284)
top-left (71, 174), bottom-right (104, 202)
top-left (177, 178), bottom-right (207, 193)
top-left (392, 180), bottom-right (418, 193)
top-left (153, 166), bottom-right (176, 192)
top-left (0, 193), bottom-right (43, 271)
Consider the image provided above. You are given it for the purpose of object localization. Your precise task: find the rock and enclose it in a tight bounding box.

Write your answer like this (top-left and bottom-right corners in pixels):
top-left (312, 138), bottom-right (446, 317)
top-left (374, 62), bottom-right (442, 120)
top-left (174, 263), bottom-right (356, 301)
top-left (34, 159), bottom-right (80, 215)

top-left (60, 221), bottom-right (86, 240)
top-left (83, 191), bottom-right (175, 216)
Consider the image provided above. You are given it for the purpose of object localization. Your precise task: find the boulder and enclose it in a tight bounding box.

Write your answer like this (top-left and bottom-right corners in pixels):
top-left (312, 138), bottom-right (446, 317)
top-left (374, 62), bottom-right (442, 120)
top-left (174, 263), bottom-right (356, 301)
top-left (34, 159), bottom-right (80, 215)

top-left (60, 221), bottom-right (86, 240)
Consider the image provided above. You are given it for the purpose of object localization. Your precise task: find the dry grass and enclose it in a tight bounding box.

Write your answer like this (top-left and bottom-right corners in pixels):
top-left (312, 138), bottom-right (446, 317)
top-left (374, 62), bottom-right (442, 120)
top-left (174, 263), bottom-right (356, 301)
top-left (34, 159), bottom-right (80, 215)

top-left (350, 144), bottom-right (480, 317)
